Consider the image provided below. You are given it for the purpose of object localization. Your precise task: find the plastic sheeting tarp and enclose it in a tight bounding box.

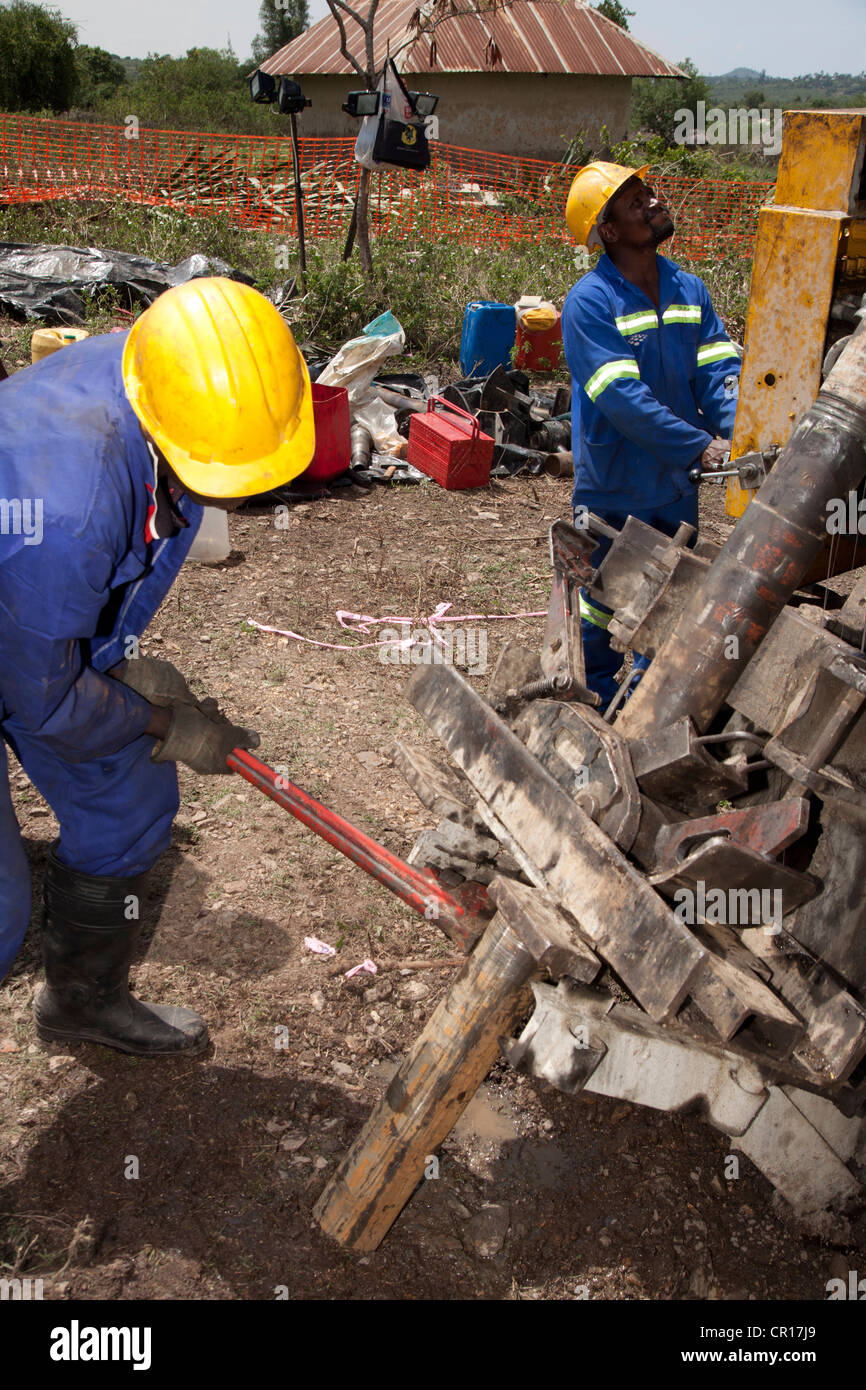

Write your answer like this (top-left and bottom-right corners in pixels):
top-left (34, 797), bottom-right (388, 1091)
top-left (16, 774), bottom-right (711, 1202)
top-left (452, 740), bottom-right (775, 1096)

top-left (318, 311), bottom-right (406, 454)
top-left (0, 244), bottom-right (255, 325)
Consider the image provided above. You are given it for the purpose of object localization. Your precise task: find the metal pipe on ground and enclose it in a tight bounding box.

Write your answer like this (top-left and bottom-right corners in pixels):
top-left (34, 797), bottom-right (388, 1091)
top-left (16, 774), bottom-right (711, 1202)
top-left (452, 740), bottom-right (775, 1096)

top-left (618, 319), bottom-right (866, 739)
top-left (530, 418), bottom-right (572, 451)
top-left (350, 424), bottom-right (372, 467)
top-left (373, 385), bottom-right (427, 413)
top-left (227, 748), bottom-right (480, 951)
top-left (494, 442), bottom-right (548, 472)
top-left (544, 450), bottom-right (573, 478)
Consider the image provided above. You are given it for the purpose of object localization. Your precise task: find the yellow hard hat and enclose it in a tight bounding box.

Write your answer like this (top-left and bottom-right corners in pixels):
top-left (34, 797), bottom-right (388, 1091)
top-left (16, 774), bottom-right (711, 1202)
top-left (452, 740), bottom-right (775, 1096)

top-left (122, 277), bottom-right (315, 498)
top-left (565, 161), bottom-right (651, 250)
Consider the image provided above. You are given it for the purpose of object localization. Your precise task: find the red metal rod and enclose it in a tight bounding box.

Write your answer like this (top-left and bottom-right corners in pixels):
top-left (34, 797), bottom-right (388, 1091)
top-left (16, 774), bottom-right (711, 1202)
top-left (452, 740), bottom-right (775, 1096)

top-left (227, 747), bottom-right (472, 941)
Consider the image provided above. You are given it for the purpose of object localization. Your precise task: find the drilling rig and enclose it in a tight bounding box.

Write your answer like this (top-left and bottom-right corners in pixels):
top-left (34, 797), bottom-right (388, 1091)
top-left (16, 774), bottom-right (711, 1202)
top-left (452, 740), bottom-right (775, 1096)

top-left (307, 111), bottom-right (866, 1253)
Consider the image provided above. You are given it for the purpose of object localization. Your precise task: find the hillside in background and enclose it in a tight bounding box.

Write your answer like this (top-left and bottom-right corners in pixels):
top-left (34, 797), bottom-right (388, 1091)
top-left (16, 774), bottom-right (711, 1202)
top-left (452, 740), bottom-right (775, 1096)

top-left (707, 69), bottom-right (866, 108)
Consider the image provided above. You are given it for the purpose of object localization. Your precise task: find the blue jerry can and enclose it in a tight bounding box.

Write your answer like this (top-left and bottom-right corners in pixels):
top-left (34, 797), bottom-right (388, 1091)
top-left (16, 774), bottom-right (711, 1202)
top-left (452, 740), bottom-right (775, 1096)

top-left (459, 301), bottom-right (516, 378)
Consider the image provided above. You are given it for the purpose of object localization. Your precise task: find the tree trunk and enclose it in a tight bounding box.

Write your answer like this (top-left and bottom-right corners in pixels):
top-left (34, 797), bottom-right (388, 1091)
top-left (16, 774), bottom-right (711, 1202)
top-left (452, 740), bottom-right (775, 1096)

top-left (355, 165), bottom-right (374, 279)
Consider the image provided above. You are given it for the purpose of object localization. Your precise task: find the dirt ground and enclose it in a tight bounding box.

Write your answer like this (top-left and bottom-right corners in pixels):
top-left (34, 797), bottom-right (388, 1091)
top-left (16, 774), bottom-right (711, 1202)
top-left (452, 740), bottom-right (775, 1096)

top-left (2, 349), bottom-right (864, 1303)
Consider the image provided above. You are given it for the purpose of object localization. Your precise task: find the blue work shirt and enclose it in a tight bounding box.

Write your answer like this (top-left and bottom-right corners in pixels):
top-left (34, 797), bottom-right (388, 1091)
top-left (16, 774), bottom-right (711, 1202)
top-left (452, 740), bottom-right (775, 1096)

top-left (562, 252), bottom-right (741, 513)
top-left (0, 333), bottom-right (203, 764)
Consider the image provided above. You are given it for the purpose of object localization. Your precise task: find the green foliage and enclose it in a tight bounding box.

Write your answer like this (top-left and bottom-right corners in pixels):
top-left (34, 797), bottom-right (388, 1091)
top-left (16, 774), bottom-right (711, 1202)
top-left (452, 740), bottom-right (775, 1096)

top-left (610, 131), bottom-right (771, 181)
top-left (288, 235), bottom-right (582, 363)
top-left (288, 233), bottom-right (751, 362)
top-left (119, 56), bottom-right (143, 84)
top-left (741, 89), bottom-right (765, 109)
top-left (592, 0), bottom-right (634, 29)
top-left (0, 196), bottom-right (752, 364)
top-left (560, 128), bottom-right (594, 167)
top-left (250, 0), bottom-right (309, 65)
top-left (74, 44), bottom-right (126, 107)
top-left (84, 45), bottom-right (274, 135)
top-left (675, 251), bottom-right (751, 343)
top-left (707, 70), bottom-right (866, 110)
top-left (632, 57), bottom-right (711, 146)
top-left (0, 0), bottom-right (79, 112)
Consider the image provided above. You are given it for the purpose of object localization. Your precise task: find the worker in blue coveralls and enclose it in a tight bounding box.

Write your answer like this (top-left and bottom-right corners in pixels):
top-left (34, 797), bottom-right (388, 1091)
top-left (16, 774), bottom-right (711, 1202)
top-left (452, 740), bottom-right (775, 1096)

top-left (0, 277), bottom-right (315, 1056)
top-left (562, 161), bottom-right (741, 709)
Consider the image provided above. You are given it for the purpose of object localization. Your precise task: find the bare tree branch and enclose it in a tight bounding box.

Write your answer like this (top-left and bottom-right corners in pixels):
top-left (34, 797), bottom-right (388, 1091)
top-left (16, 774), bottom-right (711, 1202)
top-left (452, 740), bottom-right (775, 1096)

top-left (409, 0), bottom-right (516, 27)
top-left (325, 0), bottom-right (370, 81)
top-left (327, 0), bottom-right (368, 30)
top-left (323, 0), bottom-right (514, 279)
top-left (365, 0), bottom-right (382, 77)
top-left (393, 0), bottom-right (516, 65)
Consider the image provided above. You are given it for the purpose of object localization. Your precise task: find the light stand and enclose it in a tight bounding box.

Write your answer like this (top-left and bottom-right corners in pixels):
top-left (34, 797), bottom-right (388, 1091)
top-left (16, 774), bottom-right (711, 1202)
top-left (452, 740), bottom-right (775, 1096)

top-left (250, 70), bottom-right (312, 290)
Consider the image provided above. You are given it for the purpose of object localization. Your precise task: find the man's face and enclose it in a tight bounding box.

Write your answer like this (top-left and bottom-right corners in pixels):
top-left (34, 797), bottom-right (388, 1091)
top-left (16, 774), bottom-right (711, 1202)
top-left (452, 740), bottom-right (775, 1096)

top-left (600, 177), bottom-right (675, 250)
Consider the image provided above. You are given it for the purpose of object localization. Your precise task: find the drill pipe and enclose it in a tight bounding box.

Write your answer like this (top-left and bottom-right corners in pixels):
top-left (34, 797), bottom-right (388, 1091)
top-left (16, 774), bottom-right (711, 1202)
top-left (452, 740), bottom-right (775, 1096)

top-left (618, 320), bottom-right (866, 738)
top-left (226, 748), bottom-right (479, 951)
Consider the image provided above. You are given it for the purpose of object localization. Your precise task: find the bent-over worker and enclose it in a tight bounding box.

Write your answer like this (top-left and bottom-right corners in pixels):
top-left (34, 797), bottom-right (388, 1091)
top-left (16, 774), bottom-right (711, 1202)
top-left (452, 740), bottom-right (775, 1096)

top-left (0, 278), bottom-right (314, 1055)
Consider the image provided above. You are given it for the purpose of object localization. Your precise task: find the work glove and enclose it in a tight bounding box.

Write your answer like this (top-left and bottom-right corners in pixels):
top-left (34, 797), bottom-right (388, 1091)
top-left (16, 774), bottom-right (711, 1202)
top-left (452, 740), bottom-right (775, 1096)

top-left (700, 437), bottom-right (732, 471)
top-left (151, 702), bottom-right (261, 775)
top-left (113, 656), bottom-right (200, 709)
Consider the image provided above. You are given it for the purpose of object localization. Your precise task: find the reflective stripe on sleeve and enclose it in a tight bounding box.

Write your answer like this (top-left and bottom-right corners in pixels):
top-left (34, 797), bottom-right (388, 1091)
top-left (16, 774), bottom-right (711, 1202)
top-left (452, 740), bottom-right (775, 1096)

top-left (662, 303), bottom-right (702, 325)
top-left (696, 339), bottom-right (740, 367)
top-left (584, 358), bottom-right (640, 402)
top-left (614, 311), bottom-right (659, 336)
top-left (579, 593), bottom-right (612, 629)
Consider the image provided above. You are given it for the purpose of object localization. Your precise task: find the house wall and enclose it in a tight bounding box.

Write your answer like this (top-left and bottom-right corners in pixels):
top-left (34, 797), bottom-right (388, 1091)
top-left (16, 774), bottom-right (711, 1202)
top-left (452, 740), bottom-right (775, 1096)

top-left (294, 73), bottom-right (632, 160)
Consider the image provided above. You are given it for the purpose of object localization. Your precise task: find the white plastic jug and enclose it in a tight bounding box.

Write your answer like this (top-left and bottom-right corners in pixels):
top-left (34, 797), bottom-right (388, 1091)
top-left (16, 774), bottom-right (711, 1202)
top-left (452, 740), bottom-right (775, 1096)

top-left (185, 506), bottom-right (230, 564)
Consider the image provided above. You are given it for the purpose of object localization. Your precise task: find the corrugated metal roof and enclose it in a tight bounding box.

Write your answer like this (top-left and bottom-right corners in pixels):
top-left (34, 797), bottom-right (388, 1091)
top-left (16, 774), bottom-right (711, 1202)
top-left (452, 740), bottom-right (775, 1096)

top-left (259, 0), bottom-right (684, 79)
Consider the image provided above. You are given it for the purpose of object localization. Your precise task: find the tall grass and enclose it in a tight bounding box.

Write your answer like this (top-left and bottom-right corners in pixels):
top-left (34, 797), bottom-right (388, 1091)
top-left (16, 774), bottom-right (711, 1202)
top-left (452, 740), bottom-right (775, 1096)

top-left (0, 198), bottom-right (752, 373)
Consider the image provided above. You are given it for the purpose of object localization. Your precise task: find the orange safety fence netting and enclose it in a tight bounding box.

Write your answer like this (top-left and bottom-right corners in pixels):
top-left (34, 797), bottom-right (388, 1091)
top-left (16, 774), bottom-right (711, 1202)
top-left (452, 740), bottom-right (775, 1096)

top-left (0, 114), bottom-right (774, 259)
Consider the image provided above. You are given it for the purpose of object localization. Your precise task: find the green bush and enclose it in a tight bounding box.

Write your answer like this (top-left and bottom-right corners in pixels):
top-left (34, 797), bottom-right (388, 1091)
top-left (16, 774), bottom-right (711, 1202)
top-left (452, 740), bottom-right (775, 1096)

top-left (632, 58), bottom-right (711, 147)
top-left (74, 44), bottom-right (126, 106)
top-left (592, 1), bottom-right (634, 27)
top-left (287, 235), bottom-right (580, 364)
top-left (0, 0), bottom-right (78, 112)
top-left (82, 47), bottom-right (273, 135)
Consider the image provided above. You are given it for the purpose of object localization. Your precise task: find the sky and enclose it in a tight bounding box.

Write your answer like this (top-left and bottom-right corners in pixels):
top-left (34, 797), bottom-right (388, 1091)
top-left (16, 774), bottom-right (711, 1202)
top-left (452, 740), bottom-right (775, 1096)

top-left (58, 0), bottom-right (866, 77)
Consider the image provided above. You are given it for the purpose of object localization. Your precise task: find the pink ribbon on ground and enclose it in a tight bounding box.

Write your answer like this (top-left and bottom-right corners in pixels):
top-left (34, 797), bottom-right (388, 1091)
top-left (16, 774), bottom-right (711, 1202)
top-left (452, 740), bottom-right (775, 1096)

top-left (246, 600), bottom-right (546, 654)
top-left (344, 959), bottom-right (378, 978)
top-left (304, 936), bottom-right (336, 956)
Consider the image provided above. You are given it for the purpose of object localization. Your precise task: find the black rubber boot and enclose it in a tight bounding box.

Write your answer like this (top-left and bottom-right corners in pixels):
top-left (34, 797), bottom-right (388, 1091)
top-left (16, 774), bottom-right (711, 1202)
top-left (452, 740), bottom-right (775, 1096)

top-left (34, 850), bottom-right (209, 1056)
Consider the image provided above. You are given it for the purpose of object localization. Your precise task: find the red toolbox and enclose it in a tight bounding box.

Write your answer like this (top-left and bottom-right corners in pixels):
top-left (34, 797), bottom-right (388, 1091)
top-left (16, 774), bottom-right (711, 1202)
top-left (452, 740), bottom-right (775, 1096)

top-left (407, 396), bottom-right (494, 490)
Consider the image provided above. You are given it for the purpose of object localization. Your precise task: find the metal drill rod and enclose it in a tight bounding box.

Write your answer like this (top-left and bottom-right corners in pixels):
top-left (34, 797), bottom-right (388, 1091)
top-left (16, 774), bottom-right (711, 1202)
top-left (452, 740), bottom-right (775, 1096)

top-left (619, 321), bottom-right (866, 738)
top-left (227, 748), bottom-right (477, 949)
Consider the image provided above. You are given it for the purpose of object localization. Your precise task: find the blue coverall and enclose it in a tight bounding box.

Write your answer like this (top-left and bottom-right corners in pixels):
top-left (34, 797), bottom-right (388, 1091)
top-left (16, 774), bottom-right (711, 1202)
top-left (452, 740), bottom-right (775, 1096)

top-left (0, 334), bottom-right (203, 980)
top-left (562, 252), bottom-right (741, 707)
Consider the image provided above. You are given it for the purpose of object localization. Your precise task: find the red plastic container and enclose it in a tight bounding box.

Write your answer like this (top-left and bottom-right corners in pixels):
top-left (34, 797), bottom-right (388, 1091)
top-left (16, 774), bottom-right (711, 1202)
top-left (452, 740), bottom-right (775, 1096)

top-left (407, 396), bottom-right (494, 490)
top-left (514, 311), bottom-right (564, 372)
top-left (304, 382), bottom-right (351, 481)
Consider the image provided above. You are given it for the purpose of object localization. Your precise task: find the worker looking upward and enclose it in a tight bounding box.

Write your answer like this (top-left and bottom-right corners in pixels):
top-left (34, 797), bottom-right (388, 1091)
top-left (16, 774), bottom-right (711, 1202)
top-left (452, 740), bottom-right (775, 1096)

top-left (0, 278), bottom-right (315, 1056)
top-left (561, 162), bottom-right (741, 708)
